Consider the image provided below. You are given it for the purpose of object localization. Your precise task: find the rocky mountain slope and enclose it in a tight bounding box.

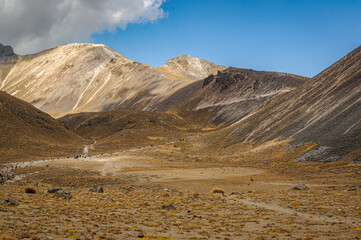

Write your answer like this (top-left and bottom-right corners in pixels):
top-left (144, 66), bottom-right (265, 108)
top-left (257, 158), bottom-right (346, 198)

top-left (176, 67), bottom-right (307, 123)
top-left (223, 45), bottom-right (361, 163)
top-left (0, 43), bottom-right (224, 118)
top-left (1, 41), bottom-right (359, 164)
top-left (157, 54), bottom-right (226, 80)
top-left (0, 90), bottom-right (88, 163)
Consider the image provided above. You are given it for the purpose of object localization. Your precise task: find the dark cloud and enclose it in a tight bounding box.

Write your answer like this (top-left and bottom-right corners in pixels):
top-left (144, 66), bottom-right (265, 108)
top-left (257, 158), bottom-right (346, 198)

top-left (0, 0), bottom-right (166, 54)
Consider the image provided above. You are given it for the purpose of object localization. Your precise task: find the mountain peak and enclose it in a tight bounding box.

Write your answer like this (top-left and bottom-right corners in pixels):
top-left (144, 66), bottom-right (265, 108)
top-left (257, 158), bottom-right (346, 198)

top-left (165, 54), bottom-right (206, 65)
top-left (160, 54), bottom-right (226, 80)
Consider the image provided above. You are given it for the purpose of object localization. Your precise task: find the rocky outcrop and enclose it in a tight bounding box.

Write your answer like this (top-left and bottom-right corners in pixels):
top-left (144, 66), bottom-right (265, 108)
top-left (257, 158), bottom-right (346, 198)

top-left (0, 43), bottom-right (15, 57)
top-left (0, 43), bottom-right (17, 82)
top-left (179, 67), bottom-right (307, 123)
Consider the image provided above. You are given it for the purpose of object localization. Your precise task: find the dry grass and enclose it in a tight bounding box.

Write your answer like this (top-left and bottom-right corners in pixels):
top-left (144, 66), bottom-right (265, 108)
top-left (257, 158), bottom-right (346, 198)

top-left (0, 233), bottom-right (17, 240)
top-left (210, 188), bottom-right (225, 194)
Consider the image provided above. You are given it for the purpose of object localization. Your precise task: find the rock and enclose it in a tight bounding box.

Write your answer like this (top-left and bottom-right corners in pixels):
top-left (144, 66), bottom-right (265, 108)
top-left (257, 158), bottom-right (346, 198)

top-left (0, 198), bottom-right (18, 206)
top-left (0, 43), bottom-right (15, 57)
top-left (54, 189), bottom-right (72, 199)
top-left (347, 185), bottom-right (357, 191)
top-left (162, 204), bottom-right (176, 210)
top-left (89, 185), bottom-right (104, 193)
top-left (32, 182), bottom-right (39, 186)
top-left (193, 193), bottom-right (200, 199)
top-left (20, 233), bottom-right (31, 239)
top-left (291, 182), bottom-right (309, 190)
top-left (48, 187), bottom-right (62, 193)
top-left (137, 233), bottom-right (144, 238)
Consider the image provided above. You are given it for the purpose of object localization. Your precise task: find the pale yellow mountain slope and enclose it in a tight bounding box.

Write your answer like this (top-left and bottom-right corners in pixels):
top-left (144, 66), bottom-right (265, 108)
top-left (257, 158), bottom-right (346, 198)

top-left (0, 43), bottom-right (224, 117)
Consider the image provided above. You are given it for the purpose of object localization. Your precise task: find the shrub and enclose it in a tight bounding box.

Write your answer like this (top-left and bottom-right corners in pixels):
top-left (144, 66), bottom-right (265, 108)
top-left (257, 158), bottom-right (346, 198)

top-left (210, 188), bottom-right (225, 194)
top-left (25, 187), bottom-right (36, 194)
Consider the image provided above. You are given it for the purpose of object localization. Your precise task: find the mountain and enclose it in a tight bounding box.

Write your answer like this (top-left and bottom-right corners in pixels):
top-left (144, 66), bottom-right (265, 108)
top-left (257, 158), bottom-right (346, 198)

top-left (0, 43), bottom-right (225, 118)
top-left (157, 54), bottom-right (226, 80)
top-left (0, 90), bottom-right (88, 163)
top-left (175, 67), bottom-right (307, 123)
top-left (2, 41), bottom-right (359, 164)
top-left (223, 46), bottom-right (361, 163)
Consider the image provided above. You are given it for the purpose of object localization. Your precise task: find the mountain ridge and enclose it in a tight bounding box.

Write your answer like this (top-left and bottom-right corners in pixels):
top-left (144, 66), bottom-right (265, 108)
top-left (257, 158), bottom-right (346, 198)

top-left (0, 90), bottom-right (88, 163)
top-left (0, 43), bottom-right (225, 117)
top-left (221, 45), bottom-right (361, 163)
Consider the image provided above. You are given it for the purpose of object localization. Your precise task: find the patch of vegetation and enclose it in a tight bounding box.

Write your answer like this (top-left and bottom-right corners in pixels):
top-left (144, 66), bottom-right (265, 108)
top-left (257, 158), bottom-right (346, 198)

top-left (25, 187), bottom-right (36, 194)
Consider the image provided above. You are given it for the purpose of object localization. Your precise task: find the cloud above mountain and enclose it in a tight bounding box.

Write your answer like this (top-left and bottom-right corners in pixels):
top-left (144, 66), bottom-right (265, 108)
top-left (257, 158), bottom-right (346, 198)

top-left (0, 0), bottom-right (166, 54)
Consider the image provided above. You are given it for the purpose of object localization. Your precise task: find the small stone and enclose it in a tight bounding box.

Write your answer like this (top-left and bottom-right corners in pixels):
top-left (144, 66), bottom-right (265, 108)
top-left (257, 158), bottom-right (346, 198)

top-left (20, 233), bottom-right (31, 239)
top-left (162, 204), bottom-right (176, 210)
top-left (137, 233), bottom-right (144, 238)
top-left (54, 189), bottom-right (72, 199)
top-left (193, 193), bottom-right (200, 199)
top-left (0, 198), bottom-right (18, 206)
top-left (89, 185), bottom-right (104, 193)
top-left (291, 182), bottom-right (309, 190)
top-left (347, 185), bottom-right (357, 191)
top-left (48, 187), bottom-right (62, 193)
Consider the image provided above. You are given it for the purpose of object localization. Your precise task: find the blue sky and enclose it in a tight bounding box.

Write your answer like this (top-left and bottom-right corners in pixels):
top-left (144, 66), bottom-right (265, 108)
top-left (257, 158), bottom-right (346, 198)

top-left (93, 0), bottom-right (361, 77)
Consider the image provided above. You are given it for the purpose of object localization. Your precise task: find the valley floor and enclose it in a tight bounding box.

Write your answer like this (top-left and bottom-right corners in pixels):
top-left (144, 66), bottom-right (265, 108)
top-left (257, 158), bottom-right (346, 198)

top-left (1, 140), bottom-right (360, 240)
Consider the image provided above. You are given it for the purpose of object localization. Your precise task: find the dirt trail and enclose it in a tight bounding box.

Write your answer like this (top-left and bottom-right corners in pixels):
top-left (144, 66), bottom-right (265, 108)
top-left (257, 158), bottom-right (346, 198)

top-left (123, 167), bottom-right (262, 182)
top-left (83, 140), bottom-right (97, 156)
top-left (237, 197), bottom-right (360, 226)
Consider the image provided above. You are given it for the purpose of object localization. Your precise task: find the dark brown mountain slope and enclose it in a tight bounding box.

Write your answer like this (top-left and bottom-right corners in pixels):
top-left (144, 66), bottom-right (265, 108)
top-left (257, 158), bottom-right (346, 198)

top-left (0, 91), bottom-right (89, 163)
top-left (58, 110), bottom-right (188, 139)
top-left (224, 45), bottom-right (361, 163)
top-left (174, 67), bottom-right (307, 123)
top-left (58, 110), bottom-right (201, 154)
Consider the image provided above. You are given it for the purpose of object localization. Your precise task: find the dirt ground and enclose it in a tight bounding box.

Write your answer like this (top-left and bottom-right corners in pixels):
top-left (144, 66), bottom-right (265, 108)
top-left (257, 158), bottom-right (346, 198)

top-left (1, 140), bottom-right (360, 240)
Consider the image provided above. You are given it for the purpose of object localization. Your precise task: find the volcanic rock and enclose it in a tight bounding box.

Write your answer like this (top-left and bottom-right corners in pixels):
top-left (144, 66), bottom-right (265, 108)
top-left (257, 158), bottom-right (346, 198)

top-left (291, 182), bottom-right (309, 190)
top-left (0, 43), bottom-right (15, 57)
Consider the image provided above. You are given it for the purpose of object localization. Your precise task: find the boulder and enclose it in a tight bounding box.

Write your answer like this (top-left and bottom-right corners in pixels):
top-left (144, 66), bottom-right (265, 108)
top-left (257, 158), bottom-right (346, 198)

top-left (291, 182), bottom-right (309, 190)
top-left (54, 189), bottom-right (72, 199)
top-left (89, 185), bottom-right (104, 193)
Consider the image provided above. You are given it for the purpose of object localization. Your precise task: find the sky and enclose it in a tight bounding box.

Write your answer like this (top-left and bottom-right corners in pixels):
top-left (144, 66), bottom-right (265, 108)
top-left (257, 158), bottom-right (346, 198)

top-left (1, 0), bottom-right (361, 77)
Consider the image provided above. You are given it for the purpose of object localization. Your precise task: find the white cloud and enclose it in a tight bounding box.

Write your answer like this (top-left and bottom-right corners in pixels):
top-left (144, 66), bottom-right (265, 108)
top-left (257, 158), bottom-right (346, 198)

top-left (0, 0), bottom-right (166, 54)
